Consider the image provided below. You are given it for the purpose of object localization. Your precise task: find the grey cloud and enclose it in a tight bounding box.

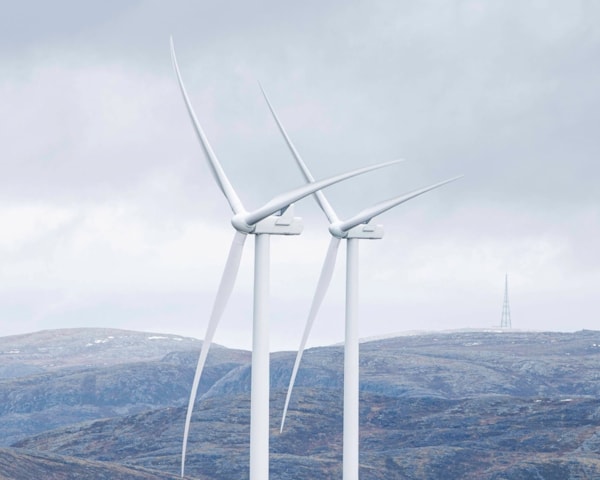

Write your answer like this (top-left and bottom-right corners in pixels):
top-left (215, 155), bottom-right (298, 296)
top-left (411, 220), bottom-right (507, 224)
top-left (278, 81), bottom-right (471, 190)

top-left (0, 0), bottom-right (599, 347)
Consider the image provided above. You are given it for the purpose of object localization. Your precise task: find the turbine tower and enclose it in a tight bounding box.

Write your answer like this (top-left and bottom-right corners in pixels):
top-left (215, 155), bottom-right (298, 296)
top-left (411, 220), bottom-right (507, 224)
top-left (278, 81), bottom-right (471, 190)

top-left (501, 273), bottom-right (511, 328)
top-left (170, 39), bottom-right (400, 480)
top-left (260, 86), bottom-right (462, 480)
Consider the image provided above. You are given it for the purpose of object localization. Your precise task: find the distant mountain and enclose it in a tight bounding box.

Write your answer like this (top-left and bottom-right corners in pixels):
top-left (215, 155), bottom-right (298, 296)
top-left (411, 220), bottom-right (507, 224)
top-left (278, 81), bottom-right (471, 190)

top-left (4, 329), bottom-right (600, 479)
top-left (0, 328), bottom-right (214, 372)
top-left (0, 328), bottom-right (249, 446)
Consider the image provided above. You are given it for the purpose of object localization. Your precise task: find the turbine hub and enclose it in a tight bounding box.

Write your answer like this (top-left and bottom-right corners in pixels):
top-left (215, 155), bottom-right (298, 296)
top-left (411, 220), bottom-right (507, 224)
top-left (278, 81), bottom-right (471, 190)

top-left (231, 214), bottom-right (255, 234)
top-left (328, 223), bottom-right (348, 239)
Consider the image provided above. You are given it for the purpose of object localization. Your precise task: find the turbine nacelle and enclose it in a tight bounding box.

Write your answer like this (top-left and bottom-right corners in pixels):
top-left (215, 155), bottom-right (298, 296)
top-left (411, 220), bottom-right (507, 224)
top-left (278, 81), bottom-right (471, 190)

top-left (254, 204), bottom-right (303, 235)
top-left (232, 207), bottom-right (304, 235)
top-left (345, 223), bottom-right (384, 239)
top-left (230, 209), bottom-right (303, 235)
top-left (328, 222), bottom-right (384, 239)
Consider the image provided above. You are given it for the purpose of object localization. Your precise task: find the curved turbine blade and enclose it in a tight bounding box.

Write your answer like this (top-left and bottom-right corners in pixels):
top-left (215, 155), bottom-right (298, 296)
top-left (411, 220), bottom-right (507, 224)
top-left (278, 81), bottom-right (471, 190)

top-left (181, 231), bottom-right (247, 478)
top-left (336, 175), bottom-right (464, 233)
top-left (259, 84), bottom-right (339, 224)
top-left (280, 236), bottom-right (341, 432)
top-left (243, 160), bottom-right (401, 226)
top-left (170, 37), bottom-right (245, 215)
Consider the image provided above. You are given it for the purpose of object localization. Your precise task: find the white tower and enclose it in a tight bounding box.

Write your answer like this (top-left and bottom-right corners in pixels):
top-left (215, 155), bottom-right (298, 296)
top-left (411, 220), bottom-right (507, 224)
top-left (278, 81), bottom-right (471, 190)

top-left (500, 274), bottom-right (512, 328)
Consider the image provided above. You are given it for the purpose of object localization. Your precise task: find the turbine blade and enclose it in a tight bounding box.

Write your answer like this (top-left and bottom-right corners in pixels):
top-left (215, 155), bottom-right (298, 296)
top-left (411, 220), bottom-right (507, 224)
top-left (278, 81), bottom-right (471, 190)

top-left (170, 37), bottom-right (245, 215)
top-left (280, 237), bottom-right (341, 432)
top-left (259, 83), bottom-right (339, 224)
top-left (243, 160), bottom-right (401, 226)
top-left (181, 231), bottom-right (247, 478)
top-left (336, 175), bottom-right (464, 232)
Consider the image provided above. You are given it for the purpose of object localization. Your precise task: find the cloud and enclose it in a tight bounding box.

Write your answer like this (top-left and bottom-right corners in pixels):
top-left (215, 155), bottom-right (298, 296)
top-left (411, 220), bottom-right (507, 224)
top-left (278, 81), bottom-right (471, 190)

top-left (0, 0), bottom-right (599, 349)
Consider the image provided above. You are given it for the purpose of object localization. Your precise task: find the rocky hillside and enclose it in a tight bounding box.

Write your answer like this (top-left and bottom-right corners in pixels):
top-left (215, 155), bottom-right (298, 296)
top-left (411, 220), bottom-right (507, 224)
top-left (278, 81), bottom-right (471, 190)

top-left (4, 329), bottom-right (600, 479)
top-left (0, 447), bottom-right (183, 480)
top-left (0, 328), bottom-right (249, 446)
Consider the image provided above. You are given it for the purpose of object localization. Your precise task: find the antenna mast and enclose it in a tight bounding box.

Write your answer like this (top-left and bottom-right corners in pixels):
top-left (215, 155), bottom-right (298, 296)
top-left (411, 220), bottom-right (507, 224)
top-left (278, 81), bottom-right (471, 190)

top-left (500, 274), bottom-right (512, 328)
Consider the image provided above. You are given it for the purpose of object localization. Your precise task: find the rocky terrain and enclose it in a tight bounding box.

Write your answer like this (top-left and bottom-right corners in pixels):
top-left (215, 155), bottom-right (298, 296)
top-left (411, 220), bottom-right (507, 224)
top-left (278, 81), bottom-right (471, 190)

top-left (0, 447), bottom-right (183, 480)
top-left (2, 328), bottom-right (600, 479)
top-left (0, 329), bottom-right (249, 446)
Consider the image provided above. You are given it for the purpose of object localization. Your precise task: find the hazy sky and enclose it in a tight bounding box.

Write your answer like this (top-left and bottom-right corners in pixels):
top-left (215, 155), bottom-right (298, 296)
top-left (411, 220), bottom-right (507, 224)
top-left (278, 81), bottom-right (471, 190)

top-left (1, 0), bottom-right (598, 350)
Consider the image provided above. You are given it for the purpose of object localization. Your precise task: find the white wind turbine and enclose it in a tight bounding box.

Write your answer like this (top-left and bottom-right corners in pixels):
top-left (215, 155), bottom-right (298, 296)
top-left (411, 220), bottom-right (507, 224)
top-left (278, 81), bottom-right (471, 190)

top-left (260, 87), bottom-right (462, 480)
top-left (170, 39), bottom-right (401, 479)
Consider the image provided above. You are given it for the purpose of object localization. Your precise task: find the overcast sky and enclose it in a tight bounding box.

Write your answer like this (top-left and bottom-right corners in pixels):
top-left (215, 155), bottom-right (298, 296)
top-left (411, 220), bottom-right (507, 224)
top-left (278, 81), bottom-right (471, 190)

top-left (1, 0), bottom-right (598, 351)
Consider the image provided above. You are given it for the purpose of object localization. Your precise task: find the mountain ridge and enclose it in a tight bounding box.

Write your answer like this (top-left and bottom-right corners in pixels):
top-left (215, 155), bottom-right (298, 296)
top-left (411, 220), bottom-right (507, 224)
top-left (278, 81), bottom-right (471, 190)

top-left (3, 328), bottom-right (600, 479)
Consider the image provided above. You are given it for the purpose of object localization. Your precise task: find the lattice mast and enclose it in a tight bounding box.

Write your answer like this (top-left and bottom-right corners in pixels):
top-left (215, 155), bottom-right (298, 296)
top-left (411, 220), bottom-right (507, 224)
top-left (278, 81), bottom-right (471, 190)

top-left (500, 273), bottom-right (512, 328)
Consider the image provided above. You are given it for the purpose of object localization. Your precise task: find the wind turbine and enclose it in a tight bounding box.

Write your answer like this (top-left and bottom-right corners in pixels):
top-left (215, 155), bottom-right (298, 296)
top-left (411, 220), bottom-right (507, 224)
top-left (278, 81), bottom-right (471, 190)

top-left (260, 86), bottom-right (462, 480)
top-left (170, 39), bottom-right (401, 479)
